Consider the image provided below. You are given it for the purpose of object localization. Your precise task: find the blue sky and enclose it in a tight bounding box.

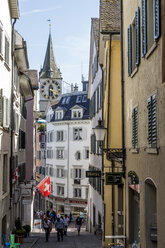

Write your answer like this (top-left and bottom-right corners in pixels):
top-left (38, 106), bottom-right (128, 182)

top-left (16, 0), bottom-right (99, 90)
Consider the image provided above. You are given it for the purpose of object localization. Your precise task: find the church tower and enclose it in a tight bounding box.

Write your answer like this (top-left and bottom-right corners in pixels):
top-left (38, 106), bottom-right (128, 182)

top-left (39, 29), bottom-right (62, 114)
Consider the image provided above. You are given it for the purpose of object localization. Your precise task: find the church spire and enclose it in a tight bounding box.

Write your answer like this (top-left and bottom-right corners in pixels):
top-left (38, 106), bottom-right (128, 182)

top-left (39, 30), bottom-right (62, 79)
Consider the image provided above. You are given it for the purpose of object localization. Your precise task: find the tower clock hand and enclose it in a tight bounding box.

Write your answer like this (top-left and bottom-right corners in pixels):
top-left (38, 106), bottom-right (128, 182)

top-left (50, 89), bottom-right (58, 94)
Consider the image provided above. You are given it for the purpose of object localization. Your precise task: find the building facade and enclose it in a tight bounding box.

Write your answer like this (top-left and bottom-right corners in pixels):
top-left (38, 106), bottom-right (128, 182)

top-left (123, 0), bottom-right (164, 247)
top-left (45, 87), bottom-right (90, 215)
top-left (0, 0), bottom-right (19, 240)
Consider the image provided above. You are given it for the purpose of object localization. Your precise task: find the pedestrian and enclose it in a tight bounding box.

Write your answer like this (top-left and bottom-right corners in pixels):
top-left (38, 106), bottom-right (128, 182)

top-left (42, 217), bottom-right (52, 242)
top-left (64, 214), bottom-right (69, 236)
top-left (55, 214), bottom-right (64, 242)
top-left (75, 216), bottom-right (82, 236)
top-left (69, 212), bottom-right (72, 223)
top-left (46, 208), bottom-right (50, 218)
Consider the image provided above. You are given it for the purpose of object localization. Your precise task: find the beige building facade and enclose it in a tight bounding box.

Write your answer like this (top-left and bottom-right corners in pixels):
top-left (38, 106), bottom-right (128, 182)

top-left (122, 0), bottom-right (165, 247)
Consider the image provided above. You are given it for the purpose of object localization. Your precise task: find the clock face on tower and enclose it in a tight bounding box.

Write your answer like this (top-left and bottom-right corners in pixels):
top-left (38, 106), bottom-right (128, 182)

top-left (40, 79), bottom-right (61, 100)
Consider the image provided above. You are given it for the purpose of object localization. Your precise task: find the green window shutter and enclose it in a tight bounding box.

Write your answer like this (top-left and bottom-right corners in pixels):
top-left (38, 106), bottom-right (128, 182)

top-left (132, 107), bottom-right (138, 148)
top-left (147, 94), bottom-right (157, 147)
top-left (141, 0), bottom-right (147, 57)
top-left (154, 0), bottom-right (160, 40)
top-left (127, 25), bottom-right (132, 76)
top-left (135, 7), bottom-right (140, 65)
top-left (0, 89), bottom-right (3, 126)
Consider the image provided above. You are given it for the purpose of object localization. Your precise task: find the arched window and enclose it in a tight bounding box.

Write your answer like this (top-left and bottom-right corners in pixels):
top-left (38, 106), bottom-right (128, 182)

top-left (49, 85), bottom-right (53, 97)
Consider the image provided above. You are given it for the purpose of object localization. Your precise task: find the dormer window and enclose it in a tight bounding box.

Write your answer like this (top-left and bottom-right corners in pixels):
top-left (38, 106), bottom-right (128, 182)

top-left (72, 109), bottom-right (82, 119)
top-left (55, 110), bottom-right (63, 120)
top-left (76, 96), bottom-right (82, 103)
top-left (82, 95), bottom-right (87, 102)
top-left (62, 97), bottom-right (66, 104)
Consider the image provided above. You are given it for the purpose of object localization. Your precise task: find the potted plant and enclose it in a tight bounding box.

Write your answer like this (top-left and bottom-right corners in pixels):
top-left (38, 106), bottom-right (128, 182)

top-left (14, 218), bottom-right (26, 244)
top-left (23, 225), bottom-right (31, 237)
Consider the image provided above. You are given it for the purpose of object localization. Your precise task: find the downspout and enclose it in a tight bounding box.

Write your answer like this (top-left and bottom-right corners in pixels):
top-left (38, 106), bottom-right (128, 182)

top-left (10, 18), bottom-right (17, 209)
top-left (67, 123), bottom-right (70, 211)
top-left (120, 0), bottom-right (126, 246)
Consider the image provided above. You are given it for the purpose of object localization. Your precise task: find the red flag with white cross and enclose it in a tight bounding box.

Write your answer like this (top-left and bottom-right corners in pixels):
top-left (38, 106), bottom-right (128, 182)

top-left (37, 177), bottom-right (51, 197)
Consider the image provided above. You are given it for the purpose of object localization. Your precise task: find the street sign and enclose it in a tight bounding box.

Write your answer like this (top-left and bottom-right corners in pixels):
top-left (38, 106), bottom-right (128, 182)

top-left (86, 171), bottom-right (101, 178)
top-left (106, 172), bottom-right (122, 185)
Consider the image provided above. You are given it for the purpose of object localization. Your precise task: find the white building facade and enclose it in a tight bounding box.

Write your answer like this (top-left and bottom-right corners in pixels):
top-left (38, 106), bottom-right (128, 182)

top-left (87, 18), bottom-right (104, 233)
top-left (46, 89), bottom-right (90, 215)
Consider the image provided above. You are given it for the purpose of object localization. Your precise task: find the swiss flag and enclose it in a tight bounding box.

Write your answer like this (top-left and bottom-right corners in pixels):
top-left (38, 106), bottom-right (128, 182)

top-left (37, 177), bottom-right (51, 197)
top-left (14, 167), bottom-right (18, 181)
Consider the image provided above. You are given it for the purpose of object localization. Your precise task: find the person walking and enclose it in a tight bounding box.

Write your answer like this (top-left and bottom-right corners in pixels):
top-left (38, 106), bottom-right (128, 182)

top-left (55, 214), bottom-right (64, 242)
top-left (64, 214), bottom-right (69, 236)
top-left (75, 216), bottom-right (82, 236)
top-left (42, 217), bottom-right (52, 242)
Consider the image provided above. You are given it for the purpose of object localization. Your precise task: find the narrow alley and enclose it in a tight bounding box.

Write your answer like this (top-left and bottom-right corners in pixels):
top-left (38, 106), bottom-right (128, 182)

top-left (21, 226), bottom-right (102, 248)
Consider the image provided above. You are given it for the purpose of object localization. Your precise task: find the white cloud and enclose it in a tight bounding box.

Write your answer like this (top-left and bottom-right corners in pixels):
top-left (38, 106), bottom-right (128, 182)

top-left (21, 6), bottom-right (62, 16)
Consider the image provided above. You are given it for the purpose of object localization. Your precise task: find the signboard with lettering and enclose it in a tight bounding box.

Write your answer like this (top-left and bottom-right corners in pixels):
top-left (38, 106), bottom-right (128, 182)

top-left (86, 171), bottom-right (101, 178)
top-left (106, 172), bottom-right (122, 185)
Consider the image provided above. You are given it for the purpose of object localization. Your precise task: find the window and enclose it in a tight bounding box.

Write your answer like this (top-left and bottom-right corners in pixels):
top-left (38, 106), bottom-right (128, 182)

top-left (55, 111), bottom-right (63, 120)
top-left (0, 24), bottom-right (2, 55)
top-left (19, 129), bottom-right (26, 149)
top-left (47, 149), bottom-right (53, 159)
top-left (61, 97), bottom-right (66, 104)
top-left (72, 109), bottom-right (82, 119)
top-left (82, 95), bottom-right (87, 102)
top-left (66, 96), bottom-right (71, 104)
top-left (37, 151), bottom-right (41, 160)
top-left (18, 163), bottom-right (26, 182)
top-left (3, 154), bottom-right (8, 194)
top-left (132, 107), bottom-right (138, 148)
top-left (141, 0), bottom-right (160, 57)
top-left (74, 188), bottom-right (81, 198)
top-left (85, 149), bottom-right (89, 159)
top-left (73, 128), bottom-right (82, 140)
top-left (5, 36), bottom-right (9, 65)
top-left (49, 167), bottom-right (54, 177)
top-left (57, 131), bottom-right (64, 141)
top-left (76, 96), bottom-right (82, 103)
top-left (57, 186), bottom-right (64, 196)
top-left (56, 148), bottom-right (64, 159)
top-left (75, 151), bottom-right (81, 160)
top-left (74, 168), bottom-right (81, 179)
top-left (57, 168), bottom-right (64, 178)
top-left (127, 8), bottom-right (140, 76)
top-left (147, 94), bottom-right (157, 148)
top-left (90, 134), bottom-right (96, 154)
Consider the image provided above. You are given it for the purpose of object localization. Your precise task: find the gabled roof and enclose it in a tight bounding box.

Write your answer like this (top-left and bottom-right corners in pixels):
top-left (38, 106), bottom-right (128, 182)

top-left (55, 106), bottom-right (67, 111)
top-left (100, 0), bottom-right (120, 33)
top-left (51, 91), bottom-right (90, 121)
top-left (91, 18), bottom-right (100, 53)
top-left (70, 104), bottom-right (87, 111)
top-left (39, 33), bottom-right (62, 79)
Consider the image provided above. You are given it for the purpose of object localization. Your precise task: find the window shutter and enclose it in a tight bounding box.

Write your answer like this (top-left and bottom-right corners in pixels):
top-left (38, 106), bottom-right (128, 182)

top-left (81, 169), bottom-right (85, 179)
top-left (0, 89), bottom-right (3, 126)
top-left (127, 25), bottom-right (132, 76)
top-left (147, 94), bottom-right (157, 147)
top-left (132, 107), bottom-right (138, 148)
top-left (70, 169), bottom-right (74, 179)
top-left (154, 0), bottom-right (160, 40)
top-left (135, 7), bottom-right (140, 65)
top-left (141, 0), bottom-right (147, 57)
top-left (3, 96), bottom-right (7, 127)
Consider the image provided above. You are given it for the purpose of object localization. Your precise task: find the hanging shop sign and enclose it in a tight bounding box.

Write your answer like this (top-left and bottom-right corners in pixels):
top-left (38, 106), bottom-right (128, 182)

top-left (106, 172), bottom-right (122, 185)
top-left (86, 171), bottom-right (101, 178)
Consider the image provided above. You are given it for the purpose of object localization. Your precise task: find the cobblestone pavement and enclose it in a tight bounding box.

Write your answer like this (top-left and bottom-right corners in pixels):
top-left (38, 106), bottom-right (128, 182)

top-left (21, 226), bottom-right (102, 248)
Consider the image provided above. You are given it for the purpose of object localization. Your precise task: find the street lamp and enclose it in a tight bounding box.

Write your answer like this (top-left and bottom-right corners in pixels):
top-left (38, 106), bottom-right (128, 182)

top-left (93, 119), bottom-right (106, 142)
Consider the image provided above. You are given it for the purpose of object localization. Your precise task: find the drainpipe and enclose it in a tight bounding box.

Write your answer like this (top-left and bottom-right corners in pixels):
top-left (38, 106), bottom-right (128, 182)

top-left (10, 18), bottom-right (17, 210)
top-left (67, 123), bottom-right (70, 213)
top-left (120, 0), bottom-right (127, 247)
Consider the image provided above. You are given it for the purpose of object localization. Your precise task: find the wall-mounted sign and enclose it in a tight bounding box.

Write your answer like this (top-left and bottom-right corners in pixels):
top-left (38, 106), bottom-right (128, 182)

top-left (150, 227), bottom-right (157, 241)
top-left (106, 172), bottom-right (122, 185)
top-left (86, 171), bottom-right (101, 178)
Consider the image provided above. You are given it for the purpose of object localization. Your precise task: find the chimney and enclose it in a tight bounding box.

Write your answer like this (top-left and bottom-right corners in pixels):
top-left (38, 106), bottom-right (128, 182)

top-left (71, 83), bottom-right (74, 92)
top-left (74, 83), bottom-right (78, 92)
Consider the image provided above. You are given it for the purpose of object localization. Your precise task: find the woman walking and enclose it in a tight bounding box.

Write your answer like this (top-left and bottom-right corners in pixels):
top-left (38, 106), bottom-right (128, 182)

top-left (75, 216), bottom-right (82, 236)
top-left (42, 217), bottom-right (52, 242)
